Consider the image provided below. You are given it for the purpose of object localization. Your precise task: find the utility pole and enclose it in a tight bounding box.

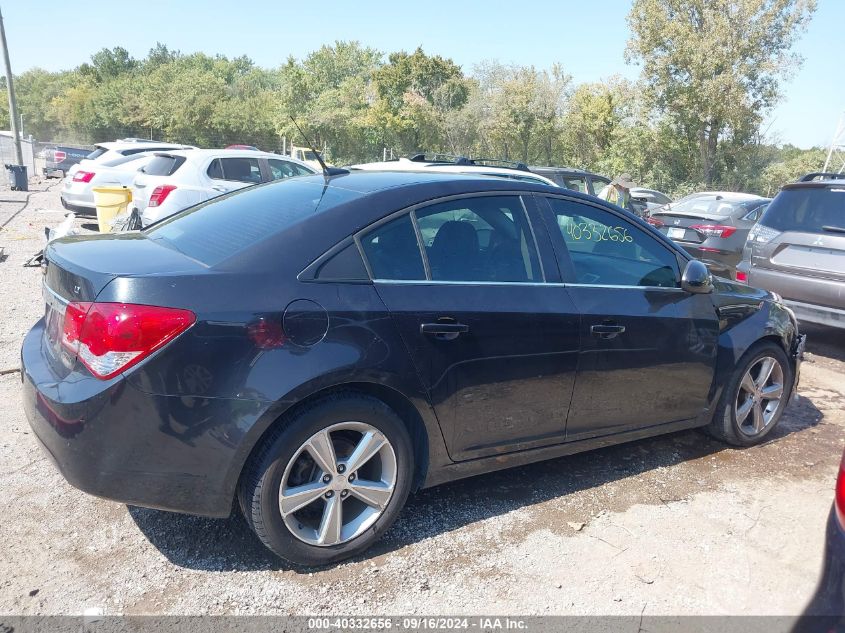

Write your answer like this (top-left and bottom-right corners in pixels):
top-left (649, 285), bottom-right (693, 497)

top-left (0, 5), bottom-right (23, 165)
top-left (823, 111), bottom-right (845, 174)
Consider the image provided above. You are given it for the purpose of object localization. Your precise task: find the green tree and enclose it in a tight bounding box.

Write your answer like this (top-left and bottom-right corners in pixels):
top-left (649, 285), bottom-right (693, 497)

top-left (626, 0), bottom-right (816, 186)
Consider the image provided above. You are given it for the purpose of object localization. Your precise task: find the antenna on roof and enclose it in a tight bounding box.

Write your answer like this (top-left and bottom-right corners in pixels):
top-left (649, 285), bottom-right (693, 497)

top-left (288, 116), bottom-right (347, 177)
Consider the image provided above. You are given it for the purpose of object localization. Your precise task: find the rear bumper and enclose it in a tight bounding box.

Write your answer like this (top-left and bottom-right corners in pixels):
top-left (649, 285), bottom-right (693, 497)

top-left (748, 267), bottom-right (845, 328)
top-left (60, 188), bottom-right (95, 209)
top-left (785, 300), bottom-right (845, 330)
top-left (21, 320), bottom-right (253, 518)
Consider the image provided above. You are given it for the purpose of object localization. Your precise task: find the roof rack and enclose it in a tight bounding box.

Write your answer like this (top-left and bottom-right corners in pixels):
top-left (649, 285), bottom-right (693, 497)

top-left (799, 172), bottom-right (845, 182)
top-left (407, 153), bottom-right (530, 171)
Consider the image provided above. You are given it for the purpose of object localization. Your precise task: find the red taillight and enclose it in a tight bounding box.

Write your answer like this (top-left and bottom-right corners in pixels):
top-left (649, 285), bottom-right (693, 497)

top-left (735, 271), bottom-right (748, 283)
top-left (836, 453), bottom-right (845, 530)
top-left (148, 185), bottom-right (177, 208)
top-left (72, 171), bottom-right (95, 183)
top-left (646, 216), bottom-right (664, 227)
top-left (61, 302), bottom-right (195, 380)
top-left (53, 150), bottom-right (67, 162)
top-left (690, 224), bottom-right (736, 238)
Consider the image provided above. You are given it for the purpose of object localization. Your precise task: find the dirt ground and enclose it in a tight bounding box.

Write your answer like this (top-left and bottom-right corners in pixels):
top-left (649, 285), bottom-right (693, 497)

top-left (1, 181), bottom-right (844, 617)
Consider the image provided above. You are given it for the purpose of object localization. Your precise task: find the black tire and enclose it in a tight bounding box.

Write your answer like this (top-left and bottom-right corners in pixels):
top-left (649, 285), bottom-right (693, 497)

top-left (238, 393), bottom-right (414, 566)
top-left (708, 341), bottom-right (793, 447)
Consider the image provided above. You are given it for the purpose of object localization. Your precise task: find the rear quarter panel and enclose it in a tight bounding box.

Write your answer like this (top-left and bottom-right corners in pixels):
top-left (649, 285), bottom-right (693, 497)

top-left (98, 273), bottom-right (448, 509)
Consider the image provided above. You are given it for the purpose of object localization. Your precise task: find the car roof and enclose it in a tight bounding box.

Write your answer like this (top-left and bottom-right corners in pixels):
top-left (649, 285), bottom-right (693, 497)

top-left (529, 165), bottom-right (601, 177)
top-left (95, 140), bottom-right (193, 150)
top-left (683, 191), bottom-right (765, 201)
top-left (350, 159), bottom-right (558, 186)
top-left (150, 170), bottom-right (676, 275)
top-left (784, 178), bottom-right (845, 191)
top-left (153, 148), bottom-right (314, 164)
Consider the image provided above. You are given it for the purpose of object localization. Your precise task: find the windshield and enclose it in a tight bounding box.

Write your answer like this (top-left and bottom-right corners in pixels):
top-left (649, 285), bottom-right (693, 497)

top-left (145, 178), bottom-right (358, 266)
top-left (760, 187), bottom-right (845, 234)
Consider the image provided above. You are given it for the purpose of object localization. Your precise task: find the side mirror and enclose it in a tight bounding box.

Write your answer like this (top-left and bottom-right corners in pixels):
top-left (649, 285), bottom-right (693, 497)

top-left (682, 260), bottom-right (713, 294)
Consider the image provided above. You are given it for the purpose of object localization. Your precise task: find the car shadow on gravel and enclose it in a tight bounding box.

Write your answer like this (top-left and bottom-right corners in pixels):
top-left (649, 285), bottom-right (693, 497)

top-left (128, 392), bottom-right (824, 574)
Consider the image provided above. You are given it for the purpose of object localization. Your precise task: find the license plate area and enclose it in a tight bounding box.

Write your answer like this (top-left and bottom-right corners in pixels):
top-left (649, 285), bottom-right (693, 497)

top-left (42, 284), bottom-right (71, 367)
top-left (667, 227), bottom-right (685, 239)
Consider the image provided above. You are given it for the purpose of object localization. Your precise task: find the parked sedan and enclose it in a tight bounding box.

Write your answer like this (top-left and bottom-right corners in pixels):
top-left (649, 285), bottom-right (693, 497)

top-left (22, 172), bottom-right (803, 566)
top-left (649, 192), bottom-right (770, 278)
top-left (132, 149), bottom-right (316, 226)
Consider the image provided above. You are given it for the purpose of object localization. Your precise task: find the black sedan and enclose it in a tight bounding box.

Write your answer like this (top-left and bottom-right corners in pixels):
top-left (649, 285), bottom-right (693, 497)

top-left (22, 171), bottom-right (805, 566)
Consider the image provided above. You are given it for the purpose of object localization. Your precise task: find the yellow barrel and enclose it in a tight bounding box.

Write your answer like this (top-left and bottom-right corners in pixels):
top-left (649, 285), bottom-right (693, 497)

top-left (91, 186), bottom-right (133, 233)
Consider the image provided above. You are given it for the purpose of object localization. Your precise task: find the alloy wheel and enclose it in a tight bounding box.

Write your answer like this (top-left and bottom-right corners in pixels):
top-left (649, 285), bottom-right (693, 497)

top-left (279, 422), bottom-right (397, 547)
top-left (735, 356), bottom-right (785, 437)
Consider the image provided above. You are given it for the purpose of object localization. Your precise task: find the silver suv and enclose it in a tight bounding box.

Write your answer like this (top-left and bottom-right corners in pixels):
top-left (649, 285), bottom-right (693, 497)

top-left (736, 173), bottom-right (845, 328)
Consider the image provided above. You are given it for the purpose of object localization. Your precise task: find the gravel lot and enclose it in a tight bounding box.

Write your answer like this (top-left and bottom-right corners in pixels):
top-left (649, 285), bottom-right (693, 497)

top-left (2, 182), bottom-right (844, 617)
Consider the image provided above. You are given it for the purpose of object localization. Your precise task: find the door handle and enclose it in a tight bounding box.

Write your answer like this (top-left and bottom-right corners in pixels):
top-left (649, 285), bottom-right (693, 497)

top-left (590, 324), bottom-right (626, 339)
top-left (212, 185), bottom-right (227, 192)
top-left (420, 322), bottom-right (469, 341)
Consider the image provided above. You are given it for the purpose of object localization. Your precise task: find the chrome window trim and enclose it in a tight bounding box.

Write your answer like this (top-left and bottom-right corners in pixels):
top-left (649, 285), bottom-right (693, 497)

top-left (356, 191), bottom-right (546, 284)
top-left (372, 278), bottom-right (685, 292)
top-left (539, 193), bottom-right (687, 286)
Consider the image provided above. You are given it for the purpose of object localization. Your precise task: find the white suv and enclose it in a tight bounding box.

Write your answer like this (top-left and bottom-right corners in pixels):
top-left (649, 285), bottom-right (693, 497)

top-left (61, 139), bottom-right (196, 213)
top-left (350, 156), bottom-right (559, 187)
top-left (132, 149), bottom-right (316, 226)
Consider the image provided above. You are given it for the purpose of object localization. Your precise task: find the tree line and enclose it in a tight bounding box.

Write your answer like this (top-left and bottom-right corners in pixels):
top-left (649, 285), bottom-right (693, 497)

top-left (0, 0), bottom-right (823, 198)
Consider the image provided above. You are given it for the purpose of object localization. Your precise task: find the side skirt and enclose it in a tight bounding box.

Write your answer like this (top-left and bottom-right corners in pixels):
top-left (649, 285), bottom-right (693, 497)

top-left (422, 416), bottom-right (707, 489)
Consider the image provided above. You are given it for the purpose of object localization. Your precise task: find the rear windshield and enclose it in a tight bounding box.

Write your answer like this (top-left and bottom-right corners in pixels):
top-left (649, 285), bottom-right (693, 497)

top-left (145, 178), bottom-right (359, 266)
top-left (760, 187), bottom-right (845, 234)
top-left (101, 153), bottom-right (150, 168)
top-left (86, 147), bottom-right (108, 160)
top-left (669, 197), bottom-right (747, 216)
top-left (142, 155), bottom-right (186, 176)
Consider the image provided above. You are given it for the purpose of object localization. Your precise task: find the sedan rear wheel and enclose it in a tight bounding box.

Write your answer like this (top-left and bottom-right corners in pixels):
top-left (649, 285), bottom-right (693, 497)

top-left (279, 421), bottom-right (398, 547)
top-left (239, 394), bottom-right (413, 566)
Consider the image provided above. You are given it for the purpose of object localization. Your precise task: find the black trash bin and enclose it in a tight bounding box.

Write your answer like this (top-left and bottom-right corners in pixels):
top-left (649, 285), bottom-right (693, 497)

top-left (5, 164), bottom-right (28, 191)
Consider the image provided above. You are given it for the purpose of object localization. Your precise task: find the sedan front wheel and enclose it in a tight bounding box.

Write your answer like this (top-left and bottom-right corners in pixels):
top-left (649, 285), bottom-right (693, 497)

top-left (709, 341), bottom-right (793, 446)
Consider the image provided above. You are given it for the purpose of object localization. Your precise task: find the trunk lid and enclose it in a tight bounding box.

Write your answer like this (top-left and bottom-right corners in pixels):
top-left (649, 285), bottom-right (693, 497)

top-left (650, 212), bottom-right (732, 245)
top-left (41, 233), bottom-right (207, 376)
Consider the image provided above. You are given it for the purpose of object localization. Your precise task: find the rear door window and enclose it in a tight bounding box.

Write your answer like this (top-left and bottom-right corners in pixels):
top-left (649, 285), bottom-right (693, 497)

top-left (207, 157), bottom-right (262, 183)
top-left (590, 177), bottom-right (611, 195)
top-left (267, 158), bottom-right (313, 180)
top-left (760, 187), bottom-right (845, 234)
top-left (561, 177), bottom-right (588, 192)
top-left (360, 215), bottom-right (426, 281)
top-left (415, 196), bottom-right (541, 282)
